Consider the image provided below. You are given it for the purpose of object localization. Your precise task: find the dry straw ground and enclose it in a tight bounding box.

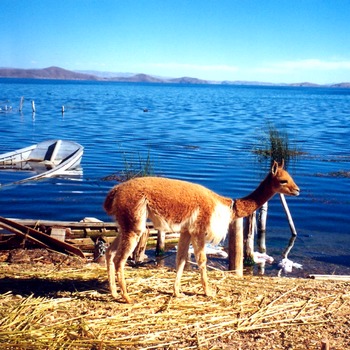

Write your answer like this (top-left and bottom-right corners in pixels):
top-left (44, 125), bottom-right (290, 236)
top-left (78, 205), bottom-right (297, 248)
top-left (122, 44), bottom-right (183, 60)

top-left (0, 249), bottom-right (349, 349)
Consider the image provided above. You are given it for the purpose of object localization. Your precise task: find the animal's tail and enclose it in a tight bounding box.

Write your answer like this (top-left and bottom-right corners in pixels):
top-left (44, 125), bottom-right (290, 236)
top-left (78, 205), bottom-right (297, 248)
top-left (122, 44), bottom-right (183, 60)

top-left (104, 187), bottom-right (117, 215)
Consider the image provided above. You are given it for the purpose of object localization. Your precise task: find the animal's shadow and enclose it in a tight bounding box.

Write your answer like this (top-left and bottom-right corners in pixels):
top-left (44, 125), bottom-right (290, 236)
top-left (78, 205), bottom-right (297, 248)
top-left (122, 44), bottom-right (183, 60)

top-left (0, 276), bottom-right (108, 298)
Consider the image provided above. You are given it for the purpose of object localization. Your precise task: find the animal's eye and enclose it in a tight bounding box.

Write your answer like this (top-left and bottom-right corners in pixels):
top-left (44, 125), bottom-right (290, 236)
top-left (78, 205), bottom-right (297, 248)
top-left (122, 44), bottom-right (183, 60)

top-left (280, 180), bottom-right (288, 185)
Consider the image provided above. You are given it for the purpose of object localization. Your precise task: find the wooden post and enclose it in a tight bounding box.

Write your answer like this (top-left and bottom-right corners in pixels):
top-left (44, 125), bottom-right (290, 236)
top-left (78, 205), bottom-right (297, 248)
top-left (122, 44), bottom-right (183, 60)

top-left (155, 230), bottom-right (166, 256)
top-left (228, 218), bottom-right (243, 276)
top-left (279, 193), bottom-right (297, 236)
top-left (19, 96), bottom-right (24, 112)
top-left (31, 100), bottom-right (36, 113)
top-left (257, 202), bottom-right (268, 253)
top-left (243, 212), bottom-right (256, 261)
top-left (279, 194), bottom-right (298, 260)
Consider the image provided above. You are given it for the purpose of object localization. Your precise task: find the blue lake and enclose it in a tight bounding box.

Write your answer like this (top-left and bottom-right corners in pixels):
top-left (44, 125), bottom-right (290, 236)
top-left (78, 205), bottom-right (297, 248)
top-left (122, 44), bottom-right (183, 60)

top-left (1, 79), bottom-right (349, 276)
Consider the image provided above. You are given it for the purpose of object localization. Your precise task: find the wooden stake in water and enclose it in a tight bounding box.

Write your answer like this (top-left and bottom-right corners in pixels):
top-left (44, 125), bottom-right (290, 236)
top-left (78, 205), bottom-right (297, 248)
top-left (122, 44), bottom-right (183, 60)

top-left (31, 100), bottom-right (36, 113)
top-left (19, 96), bottom-right (24, 112)
top-left (244, 212), bottom-right (256, 261)
top-left (257, 202), bottom-right (268, 253)
top-left (279, 193), bottom-right (298, 259)
top-left (279, 193), bottom-right (297, 236)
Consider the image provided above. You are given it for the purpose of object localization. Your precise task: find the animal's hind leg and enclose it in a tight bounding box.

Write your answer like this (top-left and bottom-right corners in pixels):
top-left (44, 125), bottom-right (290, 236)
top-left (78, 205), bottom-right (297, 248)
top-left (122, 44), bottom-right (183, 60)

top-left (107, 231), bottom-right (140, 303)
top-left (191, 234), bottom-right (215, 297)
top-left (174, 230), bottom-right (191, 297)
top-left (106, 234), bottom-right (120, 299)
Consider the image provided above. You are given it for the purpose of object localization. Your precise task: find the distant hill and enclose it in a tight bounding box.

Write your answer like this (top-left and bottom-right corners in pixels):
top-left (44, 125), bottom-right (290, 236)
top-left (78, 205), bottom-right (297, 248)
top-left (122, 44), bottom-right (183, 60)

top-left (222, 80), bottom-right (280, 86)
top-left (289, 82), bottom-right (321, 87)
top-left (0, 66), bottom-right (100, 80)
top-left (111, 75), bottom-right (209, 84)
top-left (168, 76), bottom-right (209, 84)
top-left (0, 67), bottom-right (209, 84)
top-left (0, 66), bottom-right (349, 87)
top-left (110, 73), bottom-right (164, 83)
top-left (76, 70), bottom-right (135, 78)
top-left (329, 82), bottom-right (350, 88)
top-left (75, 70), bottom-right (209, 84)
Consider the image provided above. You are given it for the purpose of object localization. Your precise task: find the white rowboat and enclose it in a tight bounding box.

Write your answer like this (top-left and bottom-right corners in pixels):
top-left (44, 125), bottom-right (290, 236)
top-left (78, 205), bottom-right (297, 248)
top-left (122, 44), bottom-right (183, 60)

top-left (0, 140), bottom-right (84, 185)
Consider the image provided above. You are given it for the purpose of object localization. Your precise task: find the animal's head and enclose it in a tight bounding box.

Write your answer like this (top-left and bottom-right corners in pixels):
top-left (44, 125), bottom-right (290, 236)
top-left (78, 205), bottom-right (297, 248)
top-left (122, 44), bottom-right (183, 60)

top-left (270, 160), bottom-right (300, 196)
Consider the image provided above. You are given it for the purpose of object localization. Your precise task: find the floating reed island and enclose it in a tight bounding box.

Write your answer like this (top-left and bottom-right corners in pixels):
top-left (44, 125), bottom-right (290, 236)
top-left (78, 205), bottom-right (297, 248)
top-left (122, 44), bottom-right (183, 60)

top-left (0, 250), bottom-right (349, 350)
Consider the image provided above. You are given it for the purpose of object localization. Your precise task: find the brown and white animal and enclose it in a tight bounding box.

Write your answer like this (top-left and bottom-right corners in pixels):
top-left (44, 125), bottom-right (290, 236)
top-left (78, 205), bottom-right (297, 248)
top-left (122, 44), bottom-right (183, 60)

top-left (104, 161), bottom-right (300, 303)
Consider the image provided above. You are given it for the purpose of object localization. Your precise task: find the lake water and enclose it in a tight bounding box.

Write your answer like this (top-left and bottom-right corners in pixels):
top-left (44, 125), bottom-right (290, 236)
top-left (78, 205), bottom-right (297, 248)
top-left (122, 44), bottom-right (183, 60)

top-left (1, 79), bottom-right (349, 276)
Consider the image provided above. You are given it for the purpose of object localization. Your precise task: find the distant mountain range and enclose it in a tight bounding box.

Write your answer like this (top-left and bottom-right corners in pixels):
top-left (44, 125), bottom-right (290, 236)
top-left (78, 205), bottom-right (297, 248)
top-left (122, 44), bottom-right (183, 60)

top-left (0, 66), bottom-right (349, 88)
top-left (0, 66), bottom-right (99, 81)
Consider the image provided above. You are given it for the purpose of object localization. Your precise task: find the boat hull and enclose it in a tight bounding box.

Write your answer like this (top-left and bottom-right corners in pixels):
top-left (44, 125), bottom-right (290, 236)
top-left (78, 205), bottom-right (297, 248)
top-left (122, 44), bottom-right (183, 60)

top-left (0, 140), bottom-right (84, 185)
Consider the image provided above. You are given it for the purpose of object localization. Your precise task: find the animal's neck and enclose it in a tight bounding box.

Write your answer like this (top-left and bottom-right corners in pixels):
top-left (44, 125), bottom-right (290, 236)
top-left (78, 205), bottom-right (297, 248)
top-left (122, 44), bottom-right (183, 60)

top-left (234, 175), bottom-right (275, 218)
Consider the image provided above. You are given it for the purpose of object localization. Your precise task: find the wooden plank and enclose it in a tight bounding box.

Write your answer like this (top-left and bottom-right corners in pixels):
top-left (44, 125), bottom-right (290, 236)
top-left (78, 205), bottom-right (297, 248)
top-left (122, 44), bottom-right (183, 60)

top-left (0, 218), bottom-right (181, 256)
top-left (10, 219), bottom-right (120, 229)
top-left (50, 227), bottom-right (66, 242)
top-left (0, 217), bottom-right (85, 258)
top-left (1, 219), bottom-right (161, 240)
top-left (309, 274), bottom-right (350, 281)
top-left (0, 222), bottom-right (50, 249)
top-left (7, 219), bottom-right (157, 235)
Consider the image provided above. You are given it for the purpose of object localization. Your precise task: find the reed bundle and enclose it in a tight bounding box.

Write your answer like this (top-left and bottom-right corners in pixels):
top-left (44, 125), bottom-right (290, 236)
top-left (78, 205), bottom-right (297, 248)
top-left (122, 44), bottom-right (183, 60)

top-left (0, 262), bottom-right (349, 349)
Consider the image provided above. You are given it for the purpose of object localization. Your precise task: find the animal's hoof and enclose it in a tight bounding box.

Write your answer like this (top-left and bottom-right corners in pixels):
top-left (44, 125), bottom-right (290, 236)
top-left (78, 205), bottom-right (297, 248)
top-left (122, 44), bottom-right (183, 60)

top-left (174, 291), bottom-right (186, 298)
top-left (123, 294), bottom-right (133, 304)
top-left (205, 287), bottom-right (217, 298)
top-left (111, 292), bottom-right (119, 300)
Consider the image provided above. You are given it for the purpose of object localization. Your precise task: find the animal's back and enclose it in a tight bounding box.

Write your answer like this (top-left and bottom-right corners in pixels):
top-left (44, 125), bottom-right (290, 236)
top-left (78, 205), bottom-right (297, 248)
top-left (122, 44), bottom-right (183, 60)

top-left (104, 177), bottom-right (232, 236)
top-left (105, 176), bottom-right (229, 210)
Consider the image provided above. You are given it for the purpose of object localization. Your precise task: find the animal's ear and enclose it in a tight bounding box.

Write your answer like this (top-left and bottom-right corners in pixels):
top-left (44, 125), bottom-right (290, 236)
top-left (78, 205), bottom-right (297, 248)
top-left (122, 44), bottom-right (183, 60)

top-left (271, 160), bottom-right (279, 175)
top-left (280, 159), bottom-right (285, 169)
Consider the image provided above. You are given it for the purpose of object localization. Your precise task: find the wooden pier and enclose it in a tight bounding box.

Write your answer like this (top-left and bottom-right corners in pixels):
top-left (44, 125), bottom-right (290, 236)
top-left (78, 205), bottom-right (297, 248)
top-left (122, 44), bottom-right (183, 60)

top-left (0, 217), bottom-right (243, 275)
top-left (0, 217), bottom-right (180, 260)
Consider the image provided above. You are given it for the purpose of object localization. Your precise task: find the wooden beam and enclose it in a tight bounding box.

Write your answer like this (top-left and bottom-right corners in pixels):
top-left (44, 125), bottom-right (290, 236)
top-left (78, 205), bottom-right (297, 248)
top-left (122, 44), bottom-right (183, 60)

top-left (309, 275), bottom-right (350, 281)
top-left (0, 217), bottom-right (85, 258)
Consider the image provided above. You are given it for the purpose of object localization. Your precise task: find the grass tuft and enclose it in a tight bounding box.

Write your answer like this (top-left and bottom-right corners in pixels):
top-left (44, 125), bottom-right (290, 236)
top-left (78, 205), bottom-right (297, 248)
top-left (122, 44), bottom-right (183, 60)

top-left (102, 150), bottom-right (155, 182)
top-left (253, 124), bottom-right (303, 167)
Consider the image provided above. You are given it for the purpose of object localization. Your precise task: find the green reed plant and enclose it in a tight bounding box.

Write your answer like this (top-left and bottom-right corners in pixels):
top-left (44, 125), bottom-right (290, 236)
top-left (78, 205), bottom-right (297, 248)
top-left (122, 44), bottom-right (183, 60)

top-left (120, 150), bottom-right (154, 181)
top-left (253, 124), bottom-right (302, 167)
top-left (102, 149), bottom-right (155, 182)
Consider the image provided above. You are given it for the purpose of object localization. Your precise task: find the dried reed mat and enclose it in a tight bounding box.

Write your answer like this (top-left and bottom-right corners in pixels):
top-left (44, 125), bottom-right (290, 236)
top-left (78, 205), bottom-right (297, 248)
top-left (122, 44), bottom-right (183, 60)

top-left (0, 261), bottom-right (349, 349)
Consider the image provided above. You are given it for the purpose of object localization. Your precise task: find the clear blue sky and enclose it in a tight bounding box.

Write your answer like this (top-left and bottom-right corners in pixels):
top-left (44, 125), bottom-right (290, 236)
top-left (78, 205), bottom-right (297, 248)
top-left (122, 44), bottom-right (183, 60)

top-left (1, 0), bottom-right (350, 84)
